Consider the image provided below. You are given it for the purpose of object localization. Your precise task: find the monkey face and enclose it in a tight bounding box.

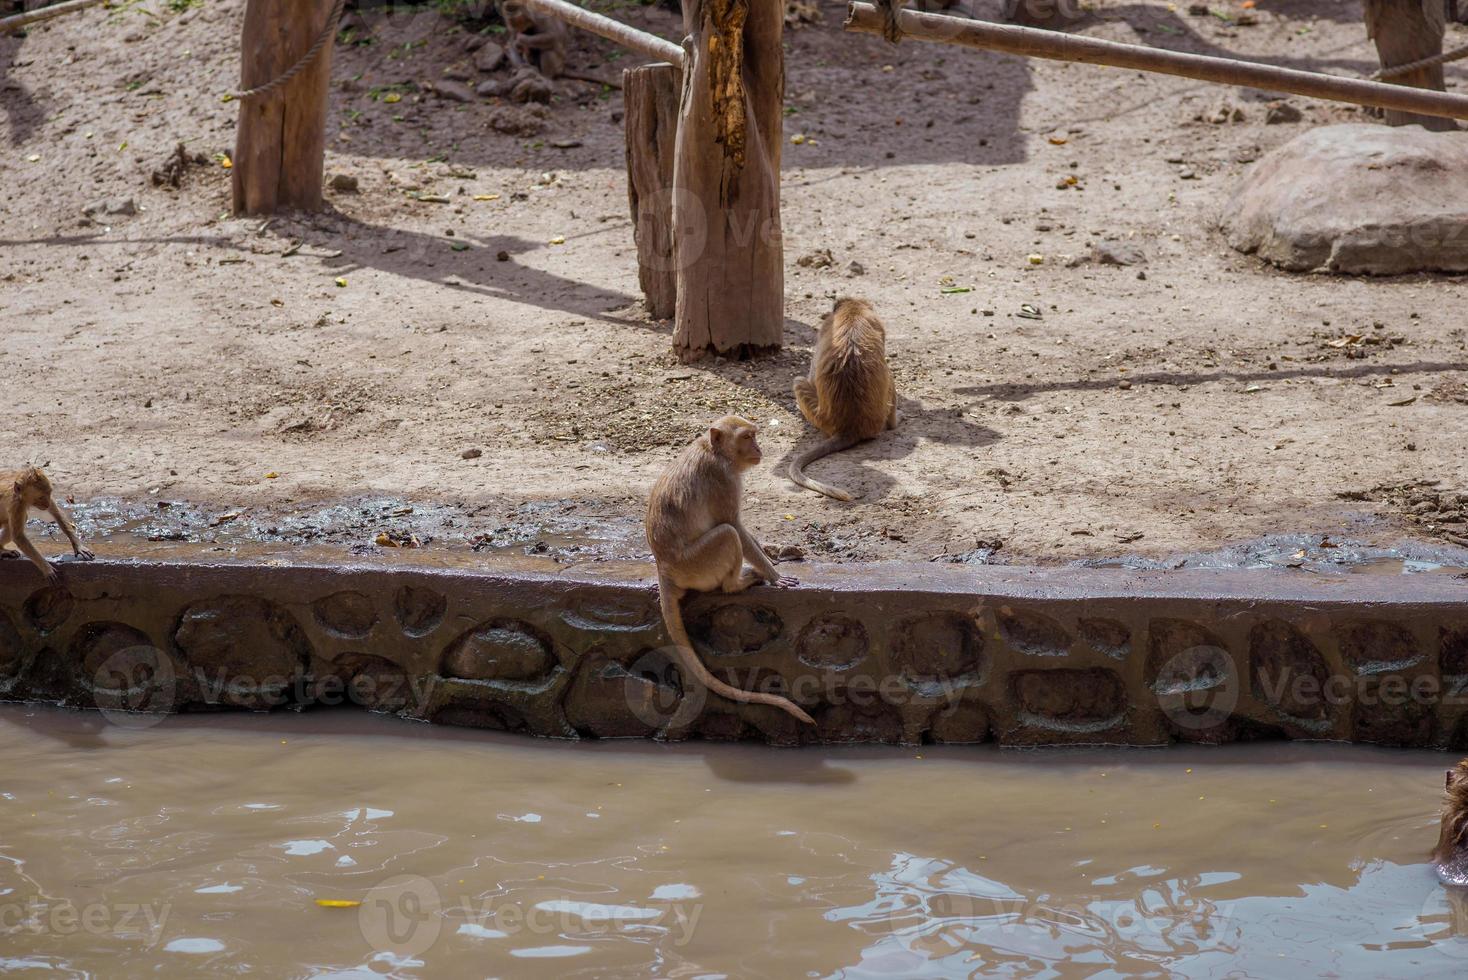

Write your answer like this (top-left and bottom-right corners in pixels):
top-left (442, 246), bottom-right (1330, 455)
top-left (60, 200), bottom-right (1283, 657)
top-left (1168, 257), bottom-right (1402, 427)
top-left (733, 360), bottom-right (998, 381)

top-left (733, 426), bottom-right (763, 467)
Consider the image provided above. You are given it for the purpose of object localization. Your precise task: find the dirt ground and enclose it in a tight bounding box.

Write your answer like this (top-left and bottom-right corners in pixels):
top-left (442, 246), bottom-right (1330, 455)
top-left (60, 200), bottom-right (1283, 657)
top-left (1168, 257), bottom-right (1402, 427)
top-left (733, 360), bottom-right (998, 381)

top-left (4, 0), bottom-right (1468, 567)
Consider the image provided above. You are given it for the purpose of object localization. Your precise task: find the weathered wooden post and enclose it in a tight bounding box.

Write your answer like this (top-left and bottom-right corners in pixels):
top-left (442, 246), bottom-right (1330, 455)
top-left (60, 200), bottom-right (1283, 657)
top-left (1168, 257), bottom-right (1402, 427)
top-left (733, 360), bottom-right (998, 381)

top-left (624, 63), bottom-right (680, 321)
top-left (672, 0), bottom-right (785, 361)
top-left (232, 0), bottom-right (339, 215)
top-left (1366, 0), bottom-right (1456, 131)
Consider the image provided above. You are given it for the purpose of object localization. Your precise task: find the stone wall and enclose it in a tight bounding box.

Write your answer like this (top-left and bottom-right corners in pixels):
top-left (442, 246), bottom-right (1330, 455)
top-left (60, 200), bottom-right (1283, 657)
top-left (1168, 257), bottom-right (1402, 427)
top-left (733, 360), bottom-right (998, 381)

top-left (3, 555), bottom-right (1467, 748)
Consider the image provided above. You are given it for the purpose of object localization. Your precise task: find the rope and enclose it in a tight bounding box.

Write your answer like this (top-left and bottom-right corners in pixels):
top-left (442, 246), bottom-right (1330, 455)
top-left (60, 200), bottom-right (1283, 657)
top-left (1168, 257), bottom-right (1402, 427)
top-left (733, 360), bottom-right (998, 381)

top-left (876, 0), bottom-right (902, 43)
top-left (227, 0), bottom-right (345, 102)
top-left (1371, 39), bottom-right (1468, 80)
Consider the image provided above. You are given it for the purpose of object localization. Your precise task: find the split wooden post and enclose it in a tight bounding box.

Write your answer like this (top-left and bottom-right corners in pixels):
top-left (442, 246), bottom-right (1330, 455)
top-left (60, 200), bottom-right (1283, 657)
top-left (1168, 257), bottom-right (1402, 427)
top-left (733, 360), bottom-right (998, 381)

top-left (624, 63), bottom-right (680, 320)
top-left (1366, 0), bottom-right (1456, 131)
top-left (232, 0), bottom-right (336, 215)
top-left (672, 0), bottom-right (785, 361)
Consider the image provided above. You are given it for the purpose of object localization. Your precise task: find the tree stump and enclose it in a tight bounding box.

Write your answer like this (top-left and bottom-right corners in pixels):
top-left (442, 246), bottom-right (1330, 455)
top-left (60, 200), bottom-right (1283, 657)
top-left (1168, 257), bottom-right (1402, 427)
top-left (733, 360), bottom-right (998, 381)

top-left (232, 0), bottom-right (337, 215)
top-left (672, 0), bottom-right (784, 361)
top-left (1365, 0), bottom-right (1456, 131)
top-left (624, 63), bottom-right (680, 321)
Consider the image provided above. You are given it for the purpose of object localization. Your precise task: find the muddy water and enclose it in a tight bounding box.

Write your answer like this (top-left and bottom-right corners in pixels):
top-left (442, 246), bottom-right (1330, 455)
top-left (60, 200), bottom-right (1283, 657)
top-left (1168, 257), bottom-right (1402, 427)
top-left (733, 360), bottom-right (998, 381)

top-left (1, 707), bottom-right (1466, 978)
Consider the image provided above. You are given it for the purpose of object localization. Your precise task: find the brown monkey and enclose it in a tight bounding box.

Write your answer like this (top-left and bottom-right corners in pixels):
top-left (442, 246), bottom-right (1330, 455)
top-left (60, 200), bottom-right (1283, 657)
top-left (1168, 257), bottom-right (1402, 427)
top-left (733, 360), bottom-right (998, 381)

top-left (497, 0), bottom-right (619, 91)
top-left (647, 416), bottom-right (814, 725)
top-left (499, 0), bottom-right (568, 79)
top-left (790, 297), bottom-right (898, 501)
top-left (1434, 760), bottom-right (1468, 884)
top-left (0, 467), bottom-right (93, 584)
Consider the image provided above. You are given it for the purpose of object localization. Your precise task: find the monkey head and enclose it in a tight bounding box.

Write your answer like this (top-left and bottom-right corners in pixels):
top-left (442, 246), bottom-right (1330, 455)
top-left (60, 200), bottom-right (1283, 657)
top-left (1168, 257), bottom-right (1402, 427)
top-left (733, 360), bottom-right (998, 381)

top-left (499, 0), bottom-right (534, 31)
top-left (1434, 759), bottom-right (1468, 885)
top-left (15, 466), bottom-right (52, 509)
top-left (707, 416), bottom-right (763, 470)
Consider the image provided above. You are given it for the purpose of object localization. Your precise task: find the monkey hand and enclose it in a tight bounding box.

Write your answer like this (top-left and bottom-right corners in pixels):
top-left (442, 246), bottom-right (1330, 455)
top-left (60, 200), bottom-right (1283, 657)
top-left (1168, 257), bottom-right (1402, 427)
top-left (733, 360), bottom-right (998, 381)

top-left (767, 574), bottom-right (799, 589)
top-left (74, 547), bottom-right (95, 561)
top-left (42, 562), bottom-right (60, 585)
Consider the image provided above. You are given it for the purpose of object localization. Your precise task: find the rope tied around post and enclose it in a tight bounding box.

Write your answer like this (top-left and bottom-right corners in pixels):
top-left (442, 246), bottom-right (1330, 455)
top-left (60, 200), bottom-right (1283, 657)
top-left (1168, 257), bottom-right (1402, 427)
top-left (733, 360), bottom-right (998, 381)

top-left (876, 0), bottom-right (903, 44)
top-left (1372, 39), bottom-right (1468, 80)
top-left (226, 0), bottom-right (345, 102)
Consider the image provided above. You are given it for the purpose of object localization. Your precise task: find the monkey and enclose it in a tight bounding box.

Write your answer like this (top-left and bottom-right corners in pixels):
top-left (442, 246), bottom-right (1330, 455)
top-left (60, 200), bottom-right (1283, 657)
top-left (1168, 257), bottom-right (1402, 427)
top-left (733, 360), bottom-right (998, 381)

top-left (789, 297), bottom-right (899, 502)
top-left (497, 0), bottom-right (620, 92)
top-left (1433, 760), bottom-right (1468, 882)
top-left (0, 466), bottom-right (93, 585)
top-left (647, 416), bottom-right (814, 725)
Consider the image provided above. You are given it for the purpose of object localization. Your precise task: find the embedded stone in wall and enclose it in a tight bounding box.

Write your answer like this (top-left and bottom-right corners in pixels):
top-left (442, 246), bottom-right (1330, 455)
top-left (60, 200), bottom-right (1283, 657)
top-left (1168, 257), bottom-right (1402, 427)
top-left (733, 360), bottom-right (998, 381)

top-left (563, 651), bottom-right (676, 738)
top-left (1442, 626), bottom-right (1468, 678)
top-left (692, 602), bottom-right (783, 657)
top-left (1352, 675), bottom-right (1435, 746)
top-left (1337, 620), bottom-right (1422, 674)
top-left (560, 590), bottom-right (659, 632)
top-left (814, 700), bottom-right (904, 744)
top-left (173, 595), bottom-right (312, 705)
top-left (442, 619), bottom-right (555, 682)
top-left (895, 612), bottom-right (984, 684)
top-left (1249, 619), bottom-right (1332, 722)
top-left (312, 591), bottom-right (378, 638)
top-left (996, 606), bottom-right (1072, 657)
top-left (24, 586), bottom-right (74, 634)
top-left (327, 653), bottom-right (413, 712)
top-left (797, 614), bottom-right (869, 670)
top-left (0, 610), bottom-right (21, 679)
top-left (1078, 617), bottom-right (1131, 660)
top-left (927, 697), bottom-right (990, 744)
top-left (1146, 618), bottom-right (1228, 685)
top-left (394, 585), bottom-right (447, 637)
top-left (1012, 668), bottom-right (1126, 728)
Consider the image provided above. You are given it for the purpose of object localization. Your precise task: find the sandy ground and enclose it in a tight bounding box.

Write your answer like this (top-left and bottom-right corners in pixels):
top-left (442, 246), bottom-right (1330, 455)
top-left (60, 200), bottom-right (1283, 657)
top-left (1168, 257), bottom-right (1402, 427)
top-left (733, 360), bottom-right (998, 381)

top-left (4, 0), bottom-right (1468, 567)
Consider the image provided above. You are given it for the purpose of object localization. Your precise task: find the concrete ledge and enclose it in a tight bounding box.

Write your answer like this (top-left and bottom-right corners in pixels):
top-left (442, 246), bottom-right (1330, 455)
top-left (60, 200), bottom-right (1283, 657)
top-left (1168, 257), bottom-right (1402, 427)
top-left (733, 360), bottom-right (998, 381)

top-left (2, 555), bottom-right (1467, 748)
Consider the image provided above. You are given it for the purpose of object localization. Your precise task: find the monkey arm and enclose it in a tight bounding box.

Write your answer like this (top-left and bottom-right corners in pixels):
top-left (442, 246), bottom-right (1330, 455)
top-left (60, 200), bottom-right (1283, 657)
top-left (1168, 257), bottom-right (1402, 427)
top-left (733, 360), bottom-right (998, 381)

top-left (10, 526), bottom-right (58, 584)
top-left (735, 522), bottom-right (790, 586)
top-left (518, 27), bottom-right (561, 49)
top-left (49, 502), bottom-right (93, 560)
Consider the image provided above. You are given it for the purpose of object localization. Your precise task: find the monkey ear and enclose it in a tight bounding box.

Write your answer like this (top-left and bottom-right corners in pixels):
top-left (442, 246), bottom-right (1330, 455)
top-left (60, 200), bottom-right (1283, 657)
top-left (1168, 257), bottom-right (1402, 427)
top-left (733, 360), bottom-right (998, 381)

top-left (708, 426), bottom-right (723, 448)
top-left (1450, 769), bottom-right (1457, 791)
top-left (11, 480), bottom-right (21, 496)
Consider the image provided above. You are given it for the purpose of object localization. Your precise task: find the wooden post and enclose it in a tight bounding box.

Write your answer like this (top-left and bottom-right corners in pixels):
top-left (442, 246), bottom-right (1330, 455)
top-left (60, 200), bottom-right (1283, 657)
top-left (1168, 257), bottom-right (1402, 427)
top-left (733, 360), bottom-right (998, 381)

top-left (232, 0), bottom-right (336, 215)
top-left (1366, 0), bottom-right (1456, 131)
top-left (624, 63), bottom-right (680, 320)
top-left (672, 0), bottom-right (785, 361)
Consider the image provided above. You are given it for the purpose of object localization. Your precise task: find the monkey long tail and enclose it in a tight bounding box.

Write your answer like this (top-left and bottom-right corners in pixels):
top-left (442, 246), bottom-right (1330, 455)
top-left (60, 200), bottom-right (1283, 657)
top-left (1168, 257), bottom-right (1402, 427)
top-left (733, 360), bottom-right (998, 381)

top-left (657, 574), bottom-right (815, 725)
top-left (788, 436), bottom-right (861, 502)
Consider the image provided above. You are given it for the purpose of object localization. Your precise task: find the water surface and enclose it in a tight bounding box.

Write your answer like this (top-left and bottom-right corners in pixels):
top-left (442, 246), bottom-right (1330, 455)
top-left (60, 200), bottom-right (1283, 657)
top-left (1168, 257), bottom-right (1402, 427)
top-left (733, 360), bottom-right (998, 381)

top-left (1, 706), bottom-right (1465, 977)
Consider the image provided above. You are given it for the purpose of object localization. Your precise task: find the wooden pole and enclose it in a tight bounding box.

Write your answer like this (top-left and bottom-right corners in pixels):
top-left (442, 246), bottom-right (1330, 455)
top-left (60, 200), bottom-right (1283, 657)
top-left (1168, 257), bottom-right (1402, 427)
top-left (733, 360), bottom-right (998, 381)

top-left (624, 63), bottom-right (680, 320)
top-left (672, 0), bottom-right (785, 361)
top-left (516, 0), bottom-right (685, 66)
top-left (1, 0), bottom-right (109, 33)
top-left (232, 0), bottom-right (336, 215)
top-left (844, 2), bottom-right (1468, 122)
top-left (1366, 0), bottom-right (1456, 131)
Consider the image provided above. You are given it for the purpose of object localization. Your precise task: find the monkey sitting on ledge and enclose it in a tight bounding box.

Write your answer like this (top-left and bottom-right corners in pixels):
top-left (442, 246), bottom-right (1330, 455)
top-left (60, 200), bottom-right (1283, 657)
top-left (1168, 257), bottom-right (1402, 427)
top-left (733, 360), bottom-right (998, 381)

top-left (0, 466), bottom-right (93, 584)
top-left (647, 416), bottom-right (814, 725)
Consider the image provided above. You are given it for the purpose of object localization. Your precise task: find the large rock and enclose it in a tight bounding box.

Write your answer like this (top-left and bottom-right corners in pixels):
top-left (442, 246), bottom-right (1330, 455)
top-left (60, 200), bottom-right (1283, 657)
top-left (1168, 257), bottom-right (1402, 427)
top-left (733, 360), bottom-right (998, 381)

top-left (1221, 123), bottom-right (1468, 275)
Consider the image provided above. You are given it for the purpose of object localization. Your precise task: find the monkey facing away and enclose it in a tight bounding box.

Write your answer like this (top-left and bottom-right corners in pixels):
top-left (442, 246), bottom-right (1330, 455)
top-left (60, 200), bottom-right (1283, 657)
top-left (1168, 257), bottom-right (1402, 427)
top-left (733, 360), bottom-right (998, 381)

top-left (790, 297), bottom-right (899, 502)
top-left (647, 416), bottom-right (814, 725)
top-left (0, 467), bottom-right (93, 584)
top-left (1434, 759), bottom-right (1468, 885)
